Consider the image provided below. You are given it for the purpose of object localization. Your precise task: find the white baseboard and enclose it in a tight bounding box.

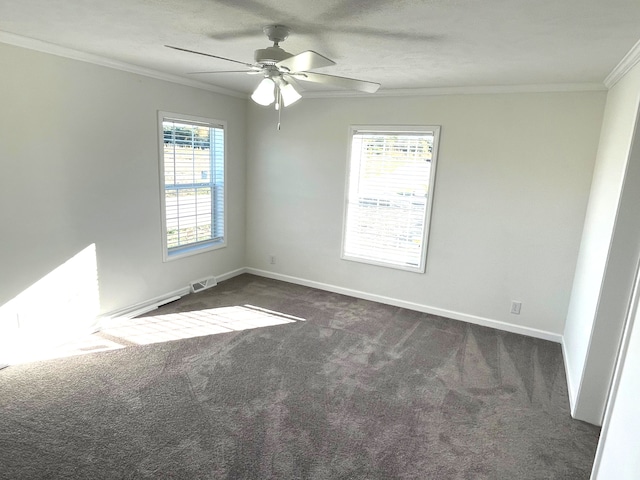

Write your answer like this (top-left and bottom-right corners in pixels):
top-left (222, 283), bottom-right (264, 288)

top-left (99, 266), bottom-right (562, 344)
top-left (245, 268), bottom-right (563, 343)
top-left (101, 286), bottom-right (190, 321)
top-left (100, 268), bottom-right (248, 322)
top-left (216, 267), bottom-right (248, 283)
top-left (561, 337), bottom-right (577, 416)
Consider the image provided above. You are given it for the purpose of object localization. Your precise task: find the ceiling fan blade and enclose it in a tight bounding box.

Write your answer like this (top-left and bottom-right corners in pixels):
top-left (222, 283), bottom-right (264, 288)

top-left (187, 70), bottom-right (260, 74)
top-left (165, 45), bottom-right (254, 67)
top-left (318, 0), bottom-right (390, 22)
top-left (208, 27), bottom-right (264, 41)
top-left (205, 0), bottom-right (288, 23)
top-left (338, 26), bottom-right (440, 42)
top-left (276, 51), bottom-right (335, 73)
top-left (294, 72), bottom-right (380, 94)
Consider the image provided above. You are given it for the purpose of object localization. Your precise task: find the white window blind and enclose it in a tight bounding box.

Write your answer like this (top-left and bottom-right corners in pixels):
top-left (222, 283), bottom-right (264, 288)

top-left (159, 112), bottom-right (226, 261)
top-left (342, 126), bottom-right (440, 272)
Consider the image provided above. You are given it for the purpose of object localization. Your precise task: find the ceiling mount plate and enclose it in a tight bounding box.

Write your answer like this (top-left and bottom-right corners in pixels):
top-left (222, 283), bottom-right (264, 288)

top-left (263, 25), bottom-right (290, 45)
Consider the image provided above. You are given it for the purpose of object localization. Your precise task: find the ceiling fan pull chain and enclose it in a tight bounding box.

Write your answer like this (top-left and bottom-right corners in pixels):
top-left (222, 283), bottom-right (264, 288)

top-left (277, 103), bottom-right (282, 130)
top-left (276, 88), bottom-right (282, 130)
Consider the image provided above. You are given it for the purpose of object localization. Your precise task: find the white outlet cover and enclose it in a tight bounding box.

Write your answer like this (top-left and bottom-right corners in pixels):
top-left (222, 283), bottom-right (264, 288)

top-left (511, 301), bottom-right (522, 314)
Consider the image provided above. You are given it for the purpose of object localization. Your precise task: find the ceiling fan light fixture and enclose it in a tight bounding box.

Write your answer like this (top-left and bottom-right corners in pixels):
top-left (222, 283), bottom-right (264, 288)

top-left (251, 77), bottom-right (275, 106)
top-left (279, 81), bottom-right (302, 107)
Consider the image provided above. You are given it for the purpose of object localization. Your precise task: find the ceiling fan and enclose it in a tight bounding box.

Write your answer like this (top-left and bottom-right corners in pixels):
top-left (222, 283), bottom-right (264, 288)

top-left (166, 25), bottom-right (381, 109)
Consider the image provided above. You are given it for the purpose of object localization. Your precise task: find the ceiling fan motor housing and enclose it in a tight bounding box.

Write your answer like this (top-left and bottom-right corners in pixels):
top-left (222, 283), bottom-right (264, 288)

top-left (255, 25), bottom-right (293, 65)
top-left (254, 46), bottom-right (293, 65)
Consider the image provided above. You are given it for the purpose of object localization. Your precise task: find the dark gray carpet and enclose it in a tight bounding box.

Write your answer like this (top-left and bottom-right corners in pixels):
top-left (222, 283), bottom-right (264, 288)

top-left (0, 274), bottom-right (599, 479)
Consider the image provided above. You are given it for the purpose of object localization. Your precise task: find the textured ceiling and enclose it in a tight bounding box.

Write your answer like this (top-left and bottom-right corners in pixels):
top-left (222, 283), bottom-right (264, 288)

top-left (1, 0), bottom-right (639, 95)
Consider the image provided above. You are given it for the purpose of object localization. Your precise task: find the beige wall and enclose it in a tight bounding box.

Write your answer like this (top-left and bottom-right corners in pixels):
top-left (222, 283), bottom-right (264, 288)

top-left (246, 92), bottom-right (605, 338)
top-left (0, 42), bottom-right (247, 316)
top-left (563, 61), bottom-right (640, 424)
top-left (592, 260), bottom-right (640, 479)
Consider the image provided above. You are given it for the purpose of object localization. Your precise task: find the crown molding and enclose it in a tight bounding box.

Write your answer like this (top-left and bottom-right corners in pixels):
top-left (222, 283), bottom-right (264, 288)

top-left (604, 38), bottom-right (640, 89)
top-left (1, 30), bottom-right (609, 100)
top-left (0, 31), bottom-right (246, 99)
top-left (300, 82), bottom-right (606, 99)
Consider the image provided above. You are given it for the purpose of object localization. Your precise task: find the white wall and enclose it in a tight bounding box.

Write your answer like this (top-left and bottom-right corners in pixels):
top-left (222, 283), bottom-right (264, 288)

top-left (563, 62), bottom-right (640, 424)
top-left (0, 43), bottom-right (247, 319)
top-left (246, 92), bottom-right (605, 338)
top-left (592, 259), bottom-right (640, 479)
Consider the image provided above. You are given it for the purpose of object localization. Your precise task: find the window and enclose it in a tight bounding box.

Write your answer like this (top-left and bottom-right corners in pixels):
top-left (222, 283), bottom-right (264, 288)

top-left (158, 112), bottom-right (226, 261)
top-left (342, 125), bottom-right (440, 272)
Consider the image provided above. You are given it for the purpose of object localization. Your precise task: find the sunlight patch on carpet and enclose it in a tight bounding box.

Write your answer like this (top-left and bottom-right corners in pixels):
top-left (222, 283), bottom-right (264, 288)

top-left (103, 305), bottom-right (305, 346)
top-left (6, 305), bottom-right (304, 365)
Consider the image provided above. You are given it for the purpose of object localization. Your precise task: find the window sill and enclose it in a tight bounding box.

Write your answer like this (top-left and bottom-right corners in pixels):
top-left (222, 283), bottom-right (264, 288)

top-left (164, 239), bottom-right (226, 262)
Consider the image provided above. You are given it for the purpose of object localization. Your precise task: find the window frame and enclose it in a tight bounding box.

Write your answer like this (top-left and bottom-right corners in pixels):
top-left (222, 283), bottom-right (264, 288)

top-left (341, 124), bottom-right (441, 273)
top-left (157, 111), bottom-right (227, 262)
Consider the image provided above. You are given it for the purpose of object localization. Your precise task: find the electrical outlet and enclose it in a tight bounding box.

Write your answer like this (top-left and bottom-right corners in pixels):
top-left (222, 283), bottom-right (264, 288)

top-left (511, 301), bottom-right (522, 315)
top-left (269, 255), bottom-right (276, 265)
